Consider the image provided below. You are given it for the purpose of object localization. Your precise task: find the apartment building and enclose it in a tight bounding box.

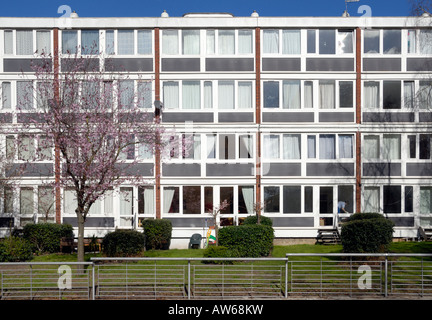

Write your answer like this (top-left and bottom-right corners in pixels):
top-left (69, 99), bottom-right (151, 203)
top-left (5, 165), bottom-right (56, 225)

top-left (0, 12), bottom-right (431, 247)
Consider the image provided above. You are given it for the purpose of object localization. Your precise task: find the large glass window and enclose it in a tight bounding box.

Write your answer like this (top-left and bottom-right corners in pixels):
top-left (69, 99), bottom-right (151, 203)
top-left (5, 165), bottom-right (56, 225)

top-left (36, 31), bottom-right (51, 55)
top-left (383, 30), bottom-right (401, 54)
top-left (163, 187), bottom-right (179, 213)
top-left (17, 30), bottom-right (33, 55)
top-left (420, 30), bottom-right (432, 54)
top-left (319, 30), bottom-right (335, 54)
top-left (62, 30), bottom-right (78, 54)
top-left (383, 81), bottom-right (401, 109)
top-left (337, 30), bottom-right (353, 54)
top-left (319, 80), bottom-right (335, 109)
top-left (218, 81), bottom-right (234, 109)
top-left (182, 81), bottom-right (200, 109)
top-left (137, 30), bottom-right (152, 54)
top-left (282, 30), bottom-right (301, 54)
top-left (363, 135), bottom-right (380, 160)
top-left (283, 186), bottom-right (301, 213)
top-left (263, 81), bottom-right (279, 108)
top-left (319, 134), bottom-right (336, 159)
top-left (420, 134), bottom-right (432, 159)
top-left (264, 186), bottom-right (279, 213)
top-left (383, 186), bottom-right (401, 213)
top-left (182, 30), bottom-right (200, 55)
top-left (183, 186), bottom-right (201, 214)
top-left (81, 30), bottom-right (99, 54)
top-left (117, 30), bottom-right (134, 55)
top-left (138, 186), bottom-right (154, 214)
top-left (364, 187), bottom-right (380, 212)
top-left (364, 81), bottom-right (379, 109)
top-left (218, 30), bottom-right (235, 55)
top-left (383, 134), bottom-right (401, 160)
top-left (238, 30), bottom-right (253, 54)
top-left (420, 187), bottom-right (432, 214)
top-left (20, 188), bottom-right (34, 215)
top-left (238, 186), bottom-right (254, 214)
top-left (364, 29), bottom-right (380, 54)
top-left (319, 187), bottom-right (333, 214)
top-left (339, 81), bottom-right (353, 108)
top-left (282, 80), bottom-right (300, 109)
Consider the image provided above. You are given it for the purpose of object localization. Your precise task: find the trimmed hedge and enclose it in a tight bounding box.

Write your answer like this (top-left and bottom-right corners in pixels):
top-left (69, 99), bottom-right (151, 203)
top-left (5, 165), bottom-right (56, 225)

top-left (218, 224), bottom-right (274, 257)
top-left (0, 237), bottom-right (33, 262)
top-left (142, 219), bottom-right (172, 250)
top-left (202, 246), bottom-right (235, 264)
top-left (22, 223), bottom-right (74, 254)
top-left (242, 215), bottom-right (273, 226)
top-left (341, 213), bottom-right (394, 253)
top-left (102, 229), bottom-right (145, 257)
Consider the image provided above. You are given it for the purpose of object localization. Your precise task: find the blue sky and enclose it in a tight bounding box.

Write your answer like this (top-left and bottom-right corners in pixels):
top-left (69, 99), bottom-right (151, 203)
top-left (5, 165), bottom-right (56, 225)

top-left (1, 0), bottom-right (413, 18)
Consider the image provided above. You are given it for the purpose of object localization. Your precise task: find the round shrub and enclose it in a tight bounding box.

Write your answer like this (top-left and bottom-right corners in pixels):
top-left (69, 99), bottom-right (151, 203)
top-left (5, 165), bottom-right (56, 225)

top-left (0, 237), bottom-right (33, 262)
top-left (341, 213), bottom-right (394, 253)
top-left (142, 219), bottom-right (172, 250)
top-left (218, 224), bottom-right (274, 257)
top-left (23, 223), bottom-right (74, 254)
top-left (243, 215), bottom-right (273, 226)
top-left (202, 246), bottom-right (236, 264)
top-left (102, 229), bottom-right (145, 257)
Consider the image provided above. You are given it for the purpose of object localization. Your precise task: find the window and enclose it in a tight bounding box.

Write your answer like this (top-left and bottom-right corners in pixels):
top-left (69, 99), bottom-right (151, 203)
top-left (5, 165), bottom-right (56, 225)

top-left (105, 30), bottom-right (115, 54)
top-left (204, 81), bottom-right (213, 109)
top-left (18, 135), bottom-right (35, 161)
top-left (239, 135), bottom-right (253, 159)
top-left (264, 186), bottom-right (279, 213)
top-left (119, 80), bottom-right (134, 109)
top-left (4, 30), bottom-right (13, 54)
top-left (319, 187), bottom-right (333, 214)
top-left (339, 81), bottom-right (353, 108)
top-left (383, 81), bottom-right (401, 109)
top-left (119, 187), bottom-right (133, 226)
top-left (20, 188), bottom-right (34, 215)
top-left (4, 187), bottom-right (13, 214)
top-left (305, 186), bottom-right (313, 213)
top-left (238, 30), bottom-right (253, 54)
top-left (283, 186), bottom-right (301, 213)
top-left (17, 81), bottom-right (33, 110)
top-left (337, 30), bottom-right (353, 54)
top-left (319, 30), bottom-right (335, 54)
top-left (339, 135), bottom-right (353, 159)
top-left (263, 135), bottom-right (280, 159)
top-left (364, 187), bottom-right (380, 212)
top-left (338, 185), bottom-right (353, 213)
top-left (384, 186), bottom-right (401, 213)
top-left (263, 81), bottom-right (279, 108)
top-left (263, 29), bottom-right (300, 54)
top-left (383, 30), bottom-right (401, 54)
top-left (404, 81), bottom-right (415, 109)
top-left (117, 30), bottom-right (134, 55)
top-left (219, 134), bottom-right (236, 160)
top-left (182, 134), bottom-right (201, 160)
top-left (38, 136), bottom-right (53, 160)
top-left (408, 135), bottom-right (416, 159)
top-left (137, 81), bottom-right (152, 109)
top-left (383, 134), bottom-right (401, 160)
top-left (182, 30), bottom-right (200, 55)
top-left (419, 81), bottom-right (432, 109)
top-left (162, 30), bottom-right (178, 55)
top-left (81, 30), bottom-right (99, 54)
top-left (220, 187), bottom-right (234, 213)
top-left (218, 81), bottom-right (234, 109)
top-left (183, 186), bottom-right (201, 214)
top-left (206, 30), bottom-right (215, 54)
top-left (283, 80), bottom-right (300, 109)
top-left (364, 29), bottom-right (380, 54)
top-left (182, 81), bottom-right (200, 109)
top-left (363, 135), bottom-right (380, 160)
top-left (282, 134), bottom-right (301, 159)
top-left (304, 81), bottom-right (314, 108)
top-left (307, 135), bottom-right (316, 158)
top-left (163, 81), bottom-right (179, 109)
top-left (38, 186), bottom-right (54, 218)
top-left (36, 31), bottom-right (51, 55)
top-left (2, 82), bottom-right (11, 109)
top-left (307, 30), bottom-right (316, 53)
top-left (407, 29), bottom-right (416, 54)
top-left (420, 187), bottom-right (432, 214)
top-left (16, 30), bottom-right (33, 55)
top-left (238, 186), bottom-right (254, 214)
top-left (238, 81), bottom-right (252, 109)
top-left (62, 30), bottom-right (78, 54)
top-left (319, 134), bottom-right (336, 159)
top-left (164, 187), bottom-right (179, 213)
top-left (137, 30), bottom-right (152, 54)
top-left (420, 29), bottom-right (432, 54)
top-left (364, 81), bottom-right (379, 109)
top-left (218, 30), bottom-right (235, 55)
top-left (420, 134), bottom-right (432, 159)
top-left (263, 30), bottom-right (279, 54)
top-left (319, 80), bottom-right (335, 109)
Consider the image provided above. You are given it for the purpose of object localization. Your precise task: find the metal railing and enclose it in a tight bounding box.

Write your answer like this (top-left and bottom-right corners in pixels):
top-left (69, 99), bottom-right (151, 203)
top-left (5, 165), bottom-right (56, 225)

top-left (0, 254), bottom-right (431, 300)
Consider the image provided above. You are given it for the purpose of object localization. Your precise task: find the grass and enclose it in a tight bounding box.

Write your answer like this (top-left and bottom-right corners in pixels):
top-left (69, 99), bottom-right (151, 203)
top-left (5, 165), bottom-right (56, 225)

top-left (28, 241), bottom-right (432, 263)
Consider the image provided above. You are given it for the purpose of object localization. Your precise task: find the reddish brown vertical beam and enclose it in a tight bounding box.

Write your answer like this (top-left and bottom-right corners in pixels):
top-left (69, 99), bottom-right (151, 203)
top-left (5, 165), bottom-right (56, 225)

top-left (355, 27), bottom-right (362, 213)
top-left (53, 28), bottom-right (61, 224)
top-left (255, 27), bottom-right (261, 206)
top-left (154, 28), bottom-right (161, 219)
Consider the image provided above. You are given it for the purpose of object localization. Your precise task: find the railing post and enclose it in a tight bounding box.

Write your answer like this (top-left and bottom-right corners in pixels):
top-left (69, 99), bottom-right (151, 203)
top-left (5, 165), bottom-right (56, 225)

top-left (285, 258), bottom-right (288, 298)
top-left (187, 259), bottom-right (191, 300)
top-left (384, 255), bottom-right (388, 297)
top-left (92, 263), bottom-right (95, 300)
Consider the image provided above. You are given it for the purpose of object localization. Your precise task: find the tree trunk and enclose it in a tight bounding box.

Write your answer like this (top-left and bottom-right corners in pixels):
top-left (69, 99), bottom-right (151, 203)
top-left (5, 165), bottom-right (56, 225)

top-left (76, 213), bottom-right (85, 263)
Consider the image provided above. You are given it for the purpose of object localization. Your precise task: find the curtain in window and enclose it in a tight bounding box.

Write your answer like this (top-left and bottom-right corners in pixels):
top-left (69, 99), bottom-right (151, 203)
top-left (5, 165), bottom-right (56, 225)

top-left (120, 188), bottom-right (133, 226)
top-left (282, 80), bottom-right (300, 109)
top-left (20, 188), bottom-right (33, 215)
top-left (421, 187), bottom-right (432, 214)
top-left (36, 31), bottom-right (51, 55)
top-left (238, 81), bottom-right (252, 109)
top-left (218, 30), bottom-right (235, 54)
top-left (119, 80), bottom-right (134, 109)
top-left (163, 81), bottom-right (179, 109)
top-left (17, 81), bottom-right (33, 110)
top-left (304, 81), bottom-right (313, 108)
top-left (383, 135), bottom-right (401, 160)
top-left (404, 81), bottom-right (415, 109)
top-left (4, 30), bottom-right (13, 54)
top-left (163, 187), bottom-right (176, 213)
top-left (2, 82), bottom-right (11, 109)
top-left (38, 187), bottom-right (54, 216)
top-left (182, 30), bottom-right (200, 55)
top-left (282, 30), bottom-right (300, 54)
top-left (141, 187), bottom-right (154, 214)
top-left (16, 30), bottom-right (33, 55)
top-left (62, 30), bottom-right (77, 54)
top-left (339, 135), bottom-right (353, 158)
top-left (138, 30), bottom-right (152, 54)
top-left (239, 135), bottom-right (253, 158)
top-left (81, 30), bottom-right (99, 54)
top-left (238, 30), bottom-right (252, 54)
top-left (263, 30), bottom-right (279, 54)
top-left (364, 187), bottom-right (380, 213)
top-left (64, 190), bottom-right (76, 214)
top-left (118, 30), bottom-right (134, 55)
top-left (420, 30), bottom-right (432, 54)
top-left (104, 190), bottom-right (113, 214)
top-left (307, 135), bottom-right (316, 158)
top-left (105, 30), bottom-right (115, 54)
top-left (206, 30), bottom-right (215, 54)
top-left (218, 81), bottom-right (234, 109)
top-left (204, 81), bottom-right (213, 109)
top-left (137, 81), bottom-right (152, 108)
top-left (363, 135), bottom-right (379, 160)
top-left (319, 134), bottom-right (335, 159)
top-left (319, 81), bottom-right (335, 109)
top-left (419, 81), bottom-right (432, 110)
top-left (364, 81), bottom-right (379, 109)
top-left (407, 30), bottom-right (416, 54)
top-left (263, 135), bottom-right (280, 159)
top-left (182, 81), bottom-right (200, 109)
top-left (88, 198), bottom-right (101, 215)
top-left (337, 31), bottom-right (353, 54)
top-left (206, 134), bottom-right (216, 159)
top-left (283, 134), bottom-right (301, 159)
top-left (241, 186), bottom-right (254, 214)
top-left (184, 134), bottom-right (201, 160)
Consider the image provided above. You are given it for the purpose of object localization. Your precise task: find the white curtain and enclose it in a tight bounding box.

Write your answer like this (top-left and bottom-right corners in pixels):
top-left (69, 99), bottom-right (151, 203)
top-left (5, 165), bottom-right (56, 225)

top-left (263, 135), bottom-right (280, 159)
top-left (2, 82), bottom-right (11, 109)
top-left (218, 30), bottom-right (235, 54)
top-left (206, 134), bottom-right (216, 159)
top-left (238, 30), bottom-right (252, 54)
top-left (204, 81), bottom-right (213, 109)
top-left (420, 30), bottom-right (432, 54)
top-left (339, 135), bottom-right (353, 158)
top-left (238, 81), bottom-right (252, 109)
top-left (138, 30), bottom-right (152, 54)
top-left (62, 30), bottom-right (77, 54)
top-left (407, 30), bottom-right (416, 54)
top-left (364, 187), bottom-right (380, 213)
top-left (319, 81), bottom-right (335, 109)
top-left (182, 81), bottom-right (200, 109)
top-left (162, 30), bottom-right (178, 55)
top-left (218, 81), bottom-right (234, 109)
top-left (4, 30), bottom-right (13, 54)
top-left (206, 30), bottom-right (215, 54)
top-left (241, 186), bottom-right (254, 214)
top-left (138, 138), bottom-right (152, 159)
top-left (182, 30), bottom-right (200, 55)
top-left (81, 30), bottom-right (99, 54)
top-left (118, 30), bottom-right (134, 55)
top-left (421, 187), bottom-right (432, 214)
top-left (304, 81), bottom-right (313, 108)
top-left (263, 30), bottom-right (279, 54)
top-left (383, 134), bottom-right (401, 160)
top-left (120, 188), bottom-right (133, 215)
top-left (20, 188), bottom-right (34, 215)
top-left (143, 187), bottom-right (154, 214)
top-left (138, 81), bottom-right (152, 109)
top-left (404, 81), bottom-right (415, 109)
top-left (363, 135), bottom-right (380, 160)
top-left (282, 30), bottom-right (300, 54)
top-left (36, 31), bottom-right (51, 55)
top-left (307, 135), bottom-right (316, 158)
top-left (337, 31), bottom-right (353, 54)
top-left (185, 134), bottom-right (201, 160)
top-left (104, 190), bottom-right (113, 214)
top-left (119, 80), bottom-right (134, 109)
top-left (283, 134), bottom-right (301, 159)
top-left (19, 135), bottom-right (35, 161)
top-left (163, 81), bottom-right (179, 109)
top-left (88, 198), bottom-right (101, 215)
top-left (64, 190), bottom-right (77, 214)
top-left (319, 134), bottom-right (336, 159)
top-left (163, 187), bottom-right (176, 213)
top-left (364, 81), bottom-right (379, 109)
top-left (16, 30), bottom-right (33, 55)
top-left (283, 80), bottom-right (300, 109)
top-left (239, 135), bottom-right (253, 158)
top-left (105, 30), bottom-right (115, 54)
top-left (17, 81), bottom-right (33, 110)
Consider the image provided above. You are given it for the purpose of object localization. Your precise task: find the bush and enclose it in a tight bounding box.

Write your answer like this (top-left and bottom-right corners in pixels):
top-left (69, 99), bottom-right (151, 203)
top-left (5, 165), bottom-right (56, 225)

top-left (243, 215), bottom-right (273, 226)
top-left (102, 229), bottom-right (145, 257)
top-left (218, 224), bottom-right (274, 257)
top-left (0, 237), bottom-right (33, 262)
top-left (23, 223), bottom-right (74, 254)
top-left (142, 219), bottom-right (172, 250)
top-left (341, 213), bottom-right (394, 253)
top-left (202, 246), bottom-right (236, 264)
